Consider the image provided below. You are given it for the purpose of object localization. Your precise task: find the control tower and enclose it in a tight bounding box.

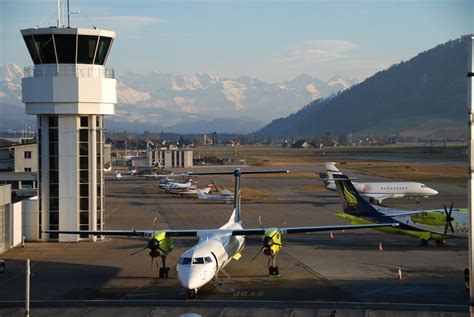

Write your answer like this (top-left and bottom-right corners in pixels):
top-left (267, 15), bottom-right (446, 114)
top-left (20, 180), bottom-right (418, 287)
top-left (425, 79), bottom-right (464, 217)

top-left (21, 13), bottom-right (116, 242)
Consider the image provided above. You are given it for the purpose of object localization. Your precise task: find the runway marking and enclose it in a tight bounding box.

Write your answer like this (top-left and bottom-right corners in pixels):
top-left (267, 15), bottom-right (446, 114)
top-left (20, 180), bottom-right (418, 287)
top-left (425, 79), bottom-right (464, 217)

top-left (120, 278), bottom-right (156, 300)
top-left (105, 197), bottom-right (124, 220)
top-left (233, 290), bottom-right (264, 297)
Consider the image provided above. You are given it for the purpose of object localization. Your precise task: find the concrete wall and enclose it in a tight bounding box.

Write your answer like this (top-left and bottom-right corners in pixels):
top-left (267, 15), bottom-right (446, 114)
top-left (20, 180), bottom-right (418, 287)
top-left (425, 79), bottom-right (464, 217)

top-left (58, 116), bottom-right (79, 242)
top-left (0, 185), bottom-right (11, 254)
top-left (22, 196), bottom-right (39, 242)
top-left (10, 201), bottom-right (22, 247)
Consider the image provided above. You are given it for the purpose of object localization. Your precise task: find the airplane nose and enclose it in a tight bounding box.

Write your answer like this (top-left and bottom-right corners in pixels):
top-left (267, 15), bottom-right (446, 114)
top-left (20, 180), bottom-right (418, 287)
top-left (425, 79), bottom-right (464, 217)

top-left (430, 188), bottom-right (439, 195)
top-left (176, 265), bottom-right (204, 290)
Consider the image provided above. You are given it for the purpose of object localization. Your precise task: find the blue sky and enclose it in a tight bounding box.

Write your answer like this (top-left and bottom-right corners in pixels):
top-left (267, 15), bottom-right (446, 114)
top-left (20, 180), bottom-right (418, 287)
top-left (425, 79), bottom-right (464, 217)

top-left (1, 0), bottom-right (472, 82)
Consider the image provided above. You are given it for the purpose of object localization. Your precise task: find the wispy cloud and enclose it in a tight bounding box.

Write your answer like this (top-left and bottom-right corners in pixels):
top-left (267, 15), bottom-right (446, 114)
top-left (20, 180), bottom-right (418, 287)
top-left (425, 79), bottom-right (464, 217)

top-left (282, 40), bottom-right (357, 63)
top-left (91, 16), bottom-right (164, 30)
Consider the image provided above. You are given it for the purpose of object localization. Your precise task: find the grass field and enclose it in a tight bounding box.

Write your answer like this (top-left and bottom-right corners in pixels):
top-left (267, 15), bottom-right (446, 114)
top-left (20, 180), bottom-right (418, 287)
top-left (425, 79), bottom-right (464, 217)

top-left (194, 144), bottom-right (467, 183)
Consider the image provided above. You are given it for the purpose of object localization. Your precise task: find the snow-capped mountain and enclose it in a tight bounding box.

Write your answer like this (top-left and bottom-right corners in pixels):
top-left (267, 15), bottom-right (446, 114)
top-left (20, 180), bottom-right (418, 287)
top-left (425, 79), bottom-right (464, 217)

top-left (0, 64), bottom-right (358, 133)
top-left (0, 64), bottom-right (23, 104)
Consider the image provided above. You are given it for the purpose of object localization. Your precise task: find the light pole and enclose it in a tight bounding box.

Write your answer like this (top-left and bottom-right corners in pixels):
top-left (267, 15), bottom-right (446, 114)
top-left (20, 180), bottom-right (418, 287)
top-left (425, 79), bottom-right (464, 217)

top-left (468, 35), bottom-right (474, 312)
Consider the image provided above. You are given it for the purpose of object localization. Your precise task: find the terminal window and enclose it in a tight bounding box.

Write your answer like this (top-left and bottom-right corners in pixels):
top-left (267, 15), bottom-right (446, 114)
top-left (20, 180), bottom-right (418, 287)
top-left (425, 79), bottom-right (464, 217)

top-left (24, 151), bottom-right (32, 159)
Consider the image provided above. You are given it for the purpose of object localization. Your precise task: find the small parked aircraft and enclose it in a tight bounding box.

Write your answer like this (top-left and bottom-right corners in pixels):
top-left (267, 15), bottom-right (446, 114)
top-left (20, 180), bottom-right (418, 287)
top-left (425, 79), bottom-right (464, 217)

top-left (196, 188), bottom-right (235, 203)
top-left (320, 162), bottom-right (438, 204)
top-left (333, 174), bottom-right (468, 246)
top-left (46, 169), bottom-right (398, 299)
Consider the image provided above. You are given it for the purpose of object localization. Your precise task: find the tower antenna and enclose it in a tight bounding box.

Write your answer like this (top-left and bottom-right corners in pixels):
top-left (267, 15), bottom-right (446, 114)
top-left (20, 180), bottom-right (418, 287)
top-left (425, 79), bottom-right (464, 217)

top-left (67, 0), bottom-right (71, 28)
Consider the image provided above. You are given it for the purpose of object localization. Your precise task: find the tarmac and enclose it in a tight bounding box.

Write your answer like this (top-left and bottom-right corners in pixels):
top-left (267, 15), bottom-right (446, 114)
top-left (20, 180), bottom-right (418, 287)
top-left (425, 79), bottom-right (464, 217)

top-left (0, 163), bottom-right (470, 316)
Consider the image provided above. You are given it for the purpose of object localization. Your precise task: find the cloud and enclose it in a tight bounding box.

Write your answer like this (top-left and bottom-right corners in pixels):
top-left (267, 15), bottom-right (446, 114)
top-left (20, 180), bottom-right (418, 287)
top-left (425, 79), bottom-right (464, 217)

top-left (283, 40), bottom-right (357, 63)
top-left (91, 16), bottom-right (164, 30)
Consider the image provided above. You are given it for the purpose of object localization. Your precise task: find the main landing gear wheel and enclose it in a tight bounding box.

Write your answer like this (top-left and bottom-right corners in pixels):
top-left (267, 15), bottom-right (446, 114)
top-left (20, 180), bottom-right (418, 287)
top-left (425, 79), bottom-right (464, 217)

top-left (187, 289), bottom-right (197, 300)
top-left (159, 267), bottom-right (169, 278)
top-left (420, 238), bottom-right (429, 246)
top-left (158, 255), bottom-right (170, 278)
top-left (269, 265), bottom-right (279, 276)
top-left (435, 239), bottom-right (447, 246)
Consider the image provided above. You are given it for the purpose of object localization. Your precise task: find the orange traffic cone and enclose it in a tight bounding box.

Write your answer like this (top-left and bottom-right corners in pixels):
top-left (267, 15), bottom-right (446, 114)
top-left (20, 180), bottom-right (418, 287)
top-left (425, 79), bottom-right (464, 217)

top-left (329, 231), bottom-right (334, 239)
top-left (396, 267), bottom-right (403, 280)
top-left (378, 242), bottom-right (383, 252)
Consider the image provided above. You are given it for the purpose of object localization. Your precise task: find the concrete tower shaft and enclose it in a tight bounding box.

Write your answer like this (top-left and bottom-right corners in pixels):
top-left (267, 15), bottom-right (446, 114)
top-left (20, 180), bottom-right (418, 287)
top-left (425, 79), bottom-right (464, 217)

top-left (21, 27), bottom-right (117, 242)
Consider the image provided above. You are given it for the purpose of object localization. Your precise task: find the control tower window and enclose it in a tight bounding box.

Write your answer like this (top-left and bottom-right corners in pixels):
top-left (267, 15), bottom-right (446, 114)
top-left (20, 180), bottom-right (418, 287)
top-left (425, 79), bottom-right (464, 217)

top-left (34, 34), bottom-right (57, 64)
top-left (23, 35), bottom-right (41, 64)
top-left (54, 34), bottom-right (77, 64)
top-left (94, 37), bottom-right (112, 65)
top-left (77, 35), bottom-right (98, 64)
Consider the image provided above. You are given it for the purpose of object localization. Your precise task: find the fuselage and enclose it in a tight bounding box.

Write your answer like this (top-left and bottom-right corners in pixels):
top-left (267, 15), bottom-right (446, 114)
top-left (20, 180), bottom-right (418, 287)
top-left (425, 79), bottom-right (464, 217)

top-left (176, 221), bottom-right (245, 291)
top-left (326, 181), bottom-right (438, 201)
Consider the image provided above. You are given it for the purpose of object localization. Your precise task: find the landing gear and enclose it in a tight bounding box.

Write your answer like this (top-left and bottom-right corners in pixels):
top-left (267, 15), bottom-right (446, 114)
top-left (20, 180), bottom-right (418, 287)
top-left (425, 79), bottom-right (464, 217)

top-left (187, 289), bottom-right (197, 300)
top-left (268, 255), bottom-right (280, 276)
top-left (420, 238), bottom-right (429, 246)
top-left (269, 265), bottom-right (279, 276)
top-left (435, 239), bottom-right (447, 246)
top-left (158, 255), bottom-right (170, 278)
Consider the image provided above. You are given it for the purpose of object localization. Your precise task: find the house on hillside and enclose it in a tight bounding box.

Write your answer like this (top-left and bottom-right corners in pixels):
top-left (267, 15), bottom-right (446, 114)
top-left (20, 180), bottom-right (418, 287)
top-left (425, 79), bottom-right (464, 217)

top-left (291, 139), bottom-right (311, 148)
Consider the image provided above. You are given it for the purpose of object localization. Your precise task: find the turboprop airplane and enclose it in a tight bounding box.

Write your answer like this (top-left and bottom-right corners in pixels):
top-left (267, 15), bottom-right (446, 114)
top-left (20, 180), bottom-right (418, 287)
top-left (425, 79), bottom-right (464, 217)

top-left (46, 169), bottom-right (398, 299)
top-left (333, 174), bottom-right (468, 246)
top-left (320, 162), bottom-right (438, 204)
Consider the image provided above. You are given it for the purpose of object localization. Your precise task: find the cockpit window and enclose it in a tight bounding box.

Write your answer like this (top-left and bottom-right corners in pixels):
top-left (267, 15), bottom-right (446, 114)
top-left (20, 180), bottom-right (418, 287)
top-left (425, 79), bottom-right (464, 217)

top-left (421, 185), bottom-right (426, 188)
top-left (192, 257), bottom-right (205, 264)
top-left (205, 256), bottom-right (212, 263)
top-left (179, 257), bottom-right (191, 265)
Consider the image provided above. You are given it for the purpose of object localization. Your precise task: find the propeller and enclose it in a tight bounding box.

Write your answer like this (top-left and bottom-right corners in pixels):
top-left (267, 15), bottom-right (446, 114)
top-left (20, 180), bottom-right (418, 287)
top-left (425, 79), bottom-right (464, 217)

top-left (443, 203), bottom-right (455, 236)
top-left (130, 217), bottom-right (167, 269)
top-left (251, 230), bottom-right (282, 261)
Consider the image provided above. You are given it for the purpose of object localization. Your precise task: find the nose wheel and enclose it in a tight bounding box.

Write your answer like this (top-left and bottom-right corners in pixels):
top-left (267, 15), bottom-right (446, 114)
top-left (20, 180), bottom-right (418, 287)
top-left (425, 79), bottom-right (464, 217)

top-left (187, 289), bottom-right (197, 300)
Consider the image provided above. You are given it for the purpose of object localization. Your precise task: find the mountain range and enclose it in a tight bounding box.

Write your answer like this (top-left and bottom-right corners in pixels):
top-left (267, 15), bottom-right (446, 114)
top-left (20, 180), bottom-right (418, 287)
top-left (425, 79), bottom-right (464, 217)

top-left (0, 64), bottom-right (358, 134)
top-left (257, 36), bottom-right (470, 140)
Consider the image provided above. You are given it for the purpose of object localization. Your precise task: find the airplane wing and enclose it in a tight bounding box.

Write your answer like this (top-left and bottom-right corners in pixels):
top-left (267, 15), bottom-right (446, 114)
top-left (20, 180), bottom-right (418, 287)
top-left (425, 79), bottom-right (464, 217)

top-left (231, 223), bottom-right (399, 236)
top-left (383, 210), bottom-right (428, 217)
top-left (45, 222), bottom-right (398, 238)
top-left (45, 229), bottom-right (200, 237)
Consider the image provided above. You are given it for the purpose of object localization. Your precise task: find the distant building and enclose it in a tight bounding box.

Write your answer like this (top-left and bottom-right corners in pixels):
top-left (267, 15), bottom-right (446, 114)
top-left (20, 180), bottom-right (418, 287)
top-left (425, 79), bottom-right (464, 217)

top-left (291, 140), bottom-right (311, 148)
top-left (147, 149), bottom-right (193, 168)
top-left (0, 143), bottom-right (38, 199)
top-left (104, 144), bottom-right (112, 169)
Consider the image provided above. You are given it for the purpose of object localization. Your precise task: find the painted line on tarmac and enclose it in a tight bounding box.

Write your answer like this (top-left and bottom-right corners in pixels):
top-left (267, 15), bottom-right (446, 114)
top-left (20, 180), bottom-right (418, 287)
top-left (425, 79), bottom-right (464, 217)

top-left (0, 299), bottom-right (468, 312)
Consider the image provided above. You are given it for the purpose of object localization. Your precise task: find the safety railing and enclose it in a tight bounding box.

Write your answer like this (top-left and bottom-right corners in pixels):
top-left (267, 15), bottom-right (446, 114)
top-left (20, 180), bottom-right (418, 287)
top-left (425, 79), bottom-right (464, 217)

top-left (23, 65), bottom-right (115, 79)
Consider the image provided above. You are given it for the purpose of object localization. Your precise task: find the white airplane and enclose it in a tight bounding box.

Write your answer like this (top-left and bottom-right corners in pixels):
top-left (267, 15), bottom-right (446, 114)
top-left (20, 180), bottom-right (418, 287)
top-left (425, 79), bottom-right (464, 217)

top-left (46, 169), bottom-right (398, 299)
top-left (196, 188), bottom-right (234, 203)
top-left (105, 169), bottom-right (138, 180)
top-left (161, 178), bottom-right (196, 191)
top-left (144, 172), bottom-right (192, 180)
top-left (333, 174), bottom-right (468, 245)
top-left (320, 162), bottom-right (438, 204)
top-left (167, 186), bottom-right (212, 196)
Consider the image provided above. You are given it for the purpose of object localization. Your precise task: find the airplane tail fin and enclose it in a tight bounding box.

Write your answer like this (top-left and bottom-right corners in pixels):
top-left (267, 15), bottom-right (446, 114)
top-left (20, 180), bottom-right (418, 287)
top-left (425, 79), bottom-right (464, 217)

top-left (333, 174), bottom-right (381, 217)
top-left (325, 162), bottom-right (342, 180)
top-left (232, 168), bottom-right (242, 223)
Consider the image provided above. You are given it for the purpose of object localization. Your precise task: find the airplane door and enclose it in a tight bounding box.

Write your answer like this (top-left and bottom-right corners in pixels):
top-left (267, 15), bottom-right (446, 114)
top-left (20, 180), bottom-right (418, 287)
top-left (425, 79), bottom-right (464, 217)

top-left (211, 252), bottom-right (219, 272)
